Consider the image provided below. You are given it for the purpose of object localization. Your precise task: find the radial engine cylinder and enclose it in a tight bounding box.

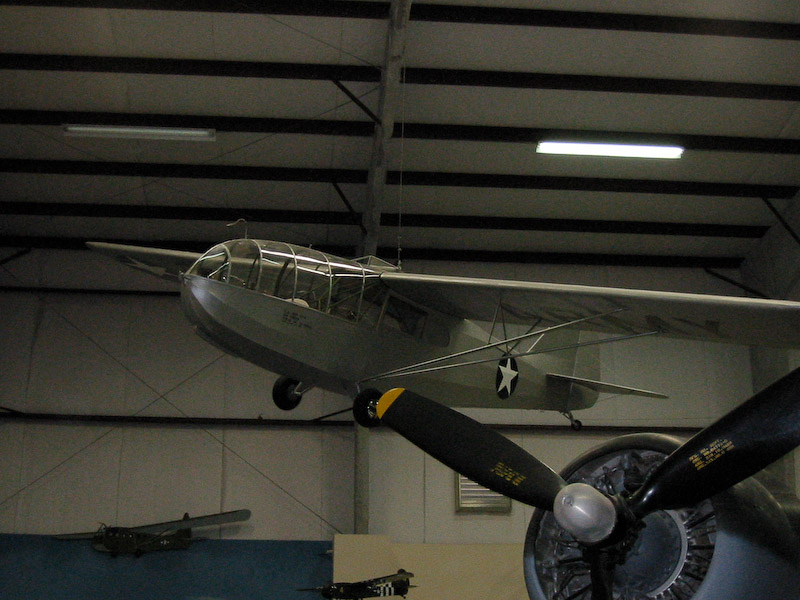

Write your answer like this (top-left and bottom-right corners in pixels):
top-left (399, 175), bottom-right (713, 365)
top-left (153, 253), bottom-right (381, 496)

top-left (523, 433), bottom-right (800, 600)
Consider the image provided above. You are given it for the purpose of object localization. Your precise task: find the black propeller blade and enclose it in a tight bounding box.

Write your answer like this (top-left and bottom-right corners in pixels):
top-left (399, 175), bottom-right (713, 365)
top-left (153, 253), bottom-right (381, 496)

top-left (376, 388), bottom-right (566, 510)
top-left (628, 365), bottom-right (800, 517)
top-left (373, 365), bottom-right (800, 600)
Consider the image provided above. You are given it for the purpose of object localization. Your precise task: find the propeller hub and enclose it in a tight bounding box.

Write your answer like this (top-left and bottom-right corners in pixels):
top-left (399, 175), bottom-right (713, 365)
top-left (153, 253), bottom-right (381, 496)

top-left (553, 483), bottom-right (617, 544)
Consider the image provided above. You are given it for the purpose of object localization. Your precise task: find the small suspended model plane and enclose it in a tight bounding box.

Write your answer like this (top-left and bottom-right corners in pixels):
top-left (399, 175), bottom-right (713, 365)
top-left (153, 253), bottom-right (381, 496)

top-left (88, 238), bottom-right (800, 428)
top-left (373, 378), bottom-right (800, 600)
top-left (54, 508), bottom-right (251, 556)
top-left (299, 569), bottom-right (415, 599)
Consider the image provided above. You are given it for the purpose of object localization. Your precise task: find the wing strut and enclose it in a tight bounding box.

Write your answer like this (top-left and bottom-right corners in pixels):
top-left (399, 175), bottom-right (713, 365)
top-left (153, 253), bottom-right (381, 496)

top-left (488, 302), bottom-right (544, 354)
top-left (365, 330), bottom-right (659, 382)
top-left (360, 309), bottom-right (653, 384)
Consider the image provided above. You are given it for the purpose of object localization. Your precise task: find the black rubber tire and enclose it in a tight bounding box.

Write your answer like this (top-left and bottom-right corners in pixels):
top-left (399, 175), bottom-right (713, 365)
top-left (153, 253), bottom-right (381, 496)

top-left (273, 376), bottom-right (303, 411)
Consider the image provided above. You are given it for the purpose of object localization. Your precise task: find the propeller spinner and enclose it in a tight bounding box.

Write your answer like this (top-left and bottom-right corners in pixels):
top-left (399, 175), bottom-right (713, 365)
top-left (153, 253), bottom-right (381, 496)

top-left (374, 365), bottom-right (800, 600)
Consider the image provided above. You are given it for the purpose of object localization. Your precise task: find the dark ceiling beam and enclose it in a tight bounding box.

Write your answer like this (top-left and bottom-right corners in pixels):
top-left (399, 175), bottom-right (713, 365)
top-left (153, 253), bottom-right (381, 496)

top-left (0, 201), bottom-right (769, 238)
top-left (395, 171), bottom-right (798, 198)
top-left (3, 54), bottom-right (798, 101)
top-left (0, 53), bottom-right (381, 81)
top-left (5, 1), bottom-right (798, 40)
top-left (5, 109), bottom-right (800, 154)
top-left (0, 236), bottom-right (744, 269)
top-left (382, 215), bottom-right (767, 238)
top-left (396, 249), bottom-right (744, 269)
top-left (410, 5), bottom-right (800, 40)
top-left (1, 0), bottom-right (389, 18)
top-left (2, 158), bottom-right (796, 198)
top-left (0, 158), bottom-right (368, 183)
top-left (405, 68), bottom-right (800, 101)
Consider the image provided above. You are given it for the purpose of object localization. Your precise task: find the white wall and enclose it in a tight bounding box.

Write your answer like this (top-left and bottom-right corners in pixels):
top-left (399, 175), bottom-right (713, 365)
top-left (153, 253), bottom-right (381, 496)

top-left (0, 289), bottom-right (354, 539)
top-left (0, 250), bottom-right (795, 544)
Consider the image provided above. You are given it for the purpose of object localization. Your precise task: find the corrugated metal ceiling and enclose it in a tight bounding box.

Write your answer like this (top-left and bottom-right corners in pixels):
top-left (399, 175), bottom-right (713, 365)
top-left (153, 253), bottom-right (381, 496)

top-left (1, 0), bottom-right (798, 276)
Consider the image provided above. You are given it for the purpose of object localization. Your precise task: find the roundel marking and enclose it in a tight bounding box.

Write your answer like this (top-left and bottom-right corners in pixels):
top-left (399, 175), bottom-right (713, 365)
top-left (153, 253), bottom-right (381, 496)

top-left (496, 356), bottom-right (519, 400)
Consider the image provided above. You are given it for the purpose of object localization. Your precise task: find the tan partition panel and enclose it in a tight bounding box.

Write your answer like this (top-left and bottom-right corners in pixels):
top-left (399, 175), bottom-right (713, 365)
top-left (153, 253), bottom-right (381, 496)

top-left (334, 534), bottom-right (527, 600)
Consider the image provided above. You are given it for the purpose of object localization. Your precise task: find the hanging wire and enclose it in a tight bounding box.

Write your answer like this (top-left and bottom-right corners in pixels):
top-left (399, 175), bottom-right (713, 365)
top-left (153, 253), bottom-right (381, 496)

top-left (23, 85), bottom-right (380, 243)
top-left (2, 6), bottom-right (387, 532)
top-left (231, 0), bottom-right (382, 70)
top-left (0, 268), bottom-right (344, 533)
top-left (17, 0), bottom-right (386, 241)
top-left (395, 65), bottom-right (407, 269)
top-left (156, 393), bottom-right (344, 534)
top-left (0, 347), bottom-right (226, 510)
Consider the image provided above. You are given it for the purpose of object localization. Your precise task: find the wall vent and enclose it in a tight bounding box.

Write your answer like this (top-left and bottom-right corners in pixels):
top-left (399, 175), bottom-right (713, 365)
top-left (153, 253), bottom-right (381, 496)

top-left (455, 473), bottom-right (512, 513)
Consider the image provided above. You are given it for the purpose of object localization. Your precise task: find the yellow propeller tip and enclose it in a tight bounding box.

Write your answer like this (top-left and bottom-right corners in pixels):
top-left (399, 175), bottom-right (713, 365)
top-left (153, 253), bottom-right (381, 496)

top-left (376, 388), bottom-right (406, 419)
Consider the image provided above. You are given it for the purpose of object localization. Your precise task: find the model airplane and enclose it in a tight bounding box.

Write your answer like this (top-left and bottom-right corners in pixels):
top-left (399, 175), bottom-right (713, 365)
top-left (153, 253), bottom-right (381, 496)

top-left (300, 570), bottom-right (415, 599)
top-left (373, 378), bottom-right (800, 600)
top-left (88, 238), bottom-right (800, 427)
top-left (54, 508), bottom-right (251, 556)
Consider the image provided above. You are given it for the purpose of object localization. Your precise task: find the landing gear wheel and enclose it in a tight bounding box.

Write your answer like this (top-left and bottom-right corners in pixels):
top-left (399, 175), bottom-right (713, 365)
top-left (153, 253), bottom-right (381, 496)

top-left (562, 411), bottom-right (583, 431)
top-left (273, 376), bottom-right (303, 411)
top-left (353, 388), bottom-right (383, 428)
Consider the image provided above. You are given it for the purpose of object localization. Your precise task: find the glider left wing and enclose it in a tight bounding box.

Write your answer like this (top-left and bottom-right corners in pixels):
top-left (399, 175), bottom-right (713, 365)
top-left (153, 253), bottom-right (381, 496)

top-left (87, 241), bottom-right (202, 282)
top-left (132, 509), bottom-right (251, 534)
top-left (380, 271), bottom-right (800, 348)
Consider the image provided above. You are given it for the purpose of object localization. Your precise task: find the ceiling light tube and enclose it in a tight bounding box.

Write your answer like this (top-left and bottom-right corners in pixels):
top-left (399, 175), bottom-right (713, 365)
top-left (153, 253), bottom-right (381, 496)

top-left (537, 141), bottom-right (684, 159)
top-left (63, 124), bottom-right (216, 142)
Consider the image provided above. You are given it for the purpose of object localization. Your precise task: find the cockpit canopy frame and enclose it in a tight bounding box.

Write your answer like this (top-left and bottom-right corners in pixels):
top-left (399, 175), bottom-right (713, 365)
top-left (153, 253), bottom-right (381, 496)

top-left (186, 239), bottom-right (393, 319)
top-left (186, 239), bottom-right (449, 346)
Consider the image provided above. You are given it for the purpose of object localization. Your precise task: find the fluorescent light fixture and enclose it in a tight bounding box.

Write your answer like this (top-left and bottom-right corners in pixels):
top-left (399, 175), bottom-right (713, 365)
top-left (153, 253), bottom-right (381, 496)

top-left (537, 141), bottom-right (684, 159)
top-left (63, 124), bottom-right (216, 142)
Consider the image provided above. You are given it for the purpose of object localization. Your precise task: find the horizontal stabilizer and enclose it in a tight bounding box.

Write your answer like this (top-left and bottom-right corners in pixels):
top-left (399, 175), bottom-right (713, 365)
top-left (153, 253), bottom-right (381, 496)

top-left (547, 373), bottom-right (667, 399)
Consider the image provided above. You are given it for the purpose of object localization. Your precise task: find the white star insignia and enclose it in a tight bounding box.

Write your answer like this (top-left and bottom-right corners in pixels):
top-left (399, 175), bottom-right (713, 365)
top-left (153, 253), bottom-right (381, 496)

top-left (496, 357), bottom-right (519, 399)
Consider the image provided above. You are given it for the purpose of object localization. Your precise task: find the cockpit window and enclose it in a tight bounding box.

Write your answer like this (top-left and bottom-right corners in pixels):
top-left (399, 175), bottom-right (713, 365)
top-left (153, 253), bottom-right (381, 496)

top-left (185, 240), bottom-right (446, 345)
top-left (293, 250), bottom-right (336, 311)
top-left (227, 239), bottom-right (261, 289)
top-left (188, 245), bottom-right (230, 282)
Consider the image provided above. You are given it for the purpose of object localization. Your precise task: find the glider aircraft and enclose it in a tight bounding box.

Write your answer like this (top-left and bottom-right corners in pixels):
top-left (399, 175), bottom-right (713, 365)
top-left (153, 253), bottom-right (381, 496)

top-left (88, 238), bottom-right (800, 428)
top-left (54, 509), bottom-right (251, 556)
top-left (373, 378), bottom-right (800, 600)
top-left (300, 569), bottom-right (415, 599)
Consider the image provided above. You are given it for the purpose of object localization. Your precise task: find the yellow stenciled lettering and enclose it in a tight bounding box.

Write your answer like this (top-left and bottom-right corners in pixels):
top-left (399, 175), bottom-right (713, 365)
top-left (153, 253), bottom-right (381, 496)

top-left (490, 462), bottom-right (527, 486)
top-left (689, 438), bottom-right (735, 470)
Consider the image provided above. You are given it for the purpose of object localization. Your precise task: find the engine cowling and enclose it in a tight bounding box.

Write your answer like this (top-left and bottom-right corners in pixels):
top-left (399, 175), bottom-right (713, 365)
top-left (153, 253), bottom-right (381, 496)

top-left (523, 433), bottom-right (800, 600)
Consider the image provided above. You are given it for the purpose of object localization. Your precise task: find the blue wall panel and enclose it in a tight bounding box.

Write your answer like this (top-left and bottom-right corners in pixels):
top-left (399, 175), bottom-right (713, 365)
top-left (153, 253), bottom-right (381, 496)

top-left (0, 534), bottom-right (332, 599)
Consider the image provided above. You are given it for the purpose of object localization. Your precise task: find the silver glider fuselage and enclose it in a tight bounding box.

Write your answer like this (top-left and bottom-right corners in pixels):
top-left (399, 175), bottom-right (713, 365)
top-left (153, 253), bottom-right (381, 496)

top-left (179, 239), bottom-right (591, 412)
